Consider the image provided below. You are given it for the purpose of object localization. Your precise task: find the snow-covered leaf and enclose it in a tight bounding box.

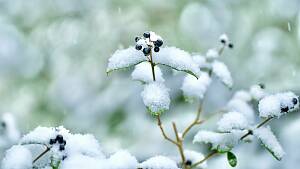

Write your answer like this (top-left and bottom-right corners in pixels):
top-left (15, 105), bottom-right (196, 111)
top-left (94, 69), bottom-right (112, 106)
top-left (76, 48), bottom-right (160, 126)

top-left (226, 98), bottom-right (255, 124)
top-left (2, 145), bottom-right (32, 169)
top-left (131, 62), bottom-right (164, 83)
top-left (258, 92), bottom-right (299, 118)
top-left (227, 151), bottom-right (237, 167)
top-left (212, 60), bottom-right (233, 88)
top-left (217, 112), bottom-right (249, 132)
top-left (107, 150), bottom-right (138, 169)
top-left (154, 47), bottom-right (200, 78)
top-left (138, 156), bottom-right (179, 169)
top-left (250, 84), bottom-right (267, 101)
top-left (141, 82), bottom-right (170, 116)
top-left (106, 47), bottom-right (147, 74)
top-left (193, 130), bottom-right (243, 152)
top-left (253, 126), bottom-right (285, 161)
top-left (181, 72), bottom-right (211, 101)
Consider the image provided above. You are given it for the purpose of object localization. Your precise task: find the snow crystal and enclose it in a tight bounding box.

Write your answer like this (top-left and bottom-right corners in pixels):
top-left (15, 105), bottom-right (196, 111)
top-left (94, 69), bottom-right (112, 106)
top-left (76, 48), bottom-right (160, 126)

top-left (258, 92), bottom-right (299, 118)
top-left (226, 98), bottom-right (255, 124)
top-left (2, 145), bottom-right (32, 169)
top-left (250, 85), bottom-right (266, 100)
top-left (20, 126), bottom-right (70, 145)
top-left (141, 82), bottom-right (170, 115)
top-left (107, 150), bottom-right (138, 169)
top-left (206, 49), bottom-right (219, 59)
top-left (193, 130), bottom-right (244, 152)
top-left (65, 134), bottom-right (104, 158)
top-left (184, 150), bottom-right (207, 169)
top-left (181, 72), bottom-right (211, 101)
top-left (217, 111), bottom-right (249, 132)
top-left (138, 156), bottom-right (179, 169)
top-left (154, 47), bottom-right (200, 78)
top-left (131, 62), bottom-right (164, 83)
top-left (253, 126), bottom-right (285, 160)
top-left (106, 47), bottom-right (147, 73)
top-left (212, 61), bottom-right (233, 88)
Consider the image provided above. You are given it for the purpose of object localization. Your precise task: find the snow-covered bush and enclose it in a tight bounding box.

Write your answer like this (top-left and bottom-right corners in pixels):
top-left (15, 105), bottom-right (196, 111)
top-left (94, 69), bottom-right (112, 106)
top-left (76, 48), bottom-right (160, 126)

top-left (2, 32), bottom-right (299, 169)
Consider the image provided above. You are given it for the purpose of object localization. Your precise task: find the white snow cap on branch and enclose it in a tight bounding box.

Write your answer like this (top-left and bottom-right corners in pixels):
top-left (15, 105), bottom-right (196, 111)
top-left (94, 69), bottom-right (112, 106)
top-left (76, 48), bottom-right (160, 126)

top-left (219, 34), bottom-right (229, 44)
top-left (193, 130), bottom-right (244, 152)
top-left (258, 92), bottom-right (299, 118)
top-left (212, 60), bottom-right (233, 88)
top-left (2, 145), bottom-right (33, 169)
top-left (184, 150), bottom-right (207, 169)
top-left (106, 47), bottom-right (147, 73)
top-left (250, 84), bottom-right (267, 100)
top-left (181, 72), bottom-right (211, 101)
top-left (253, 126), bottom-right (285, 160)
top-left (131, 62), bottom-right (164, 83)
top-left (217, 111), bottom-right (249, 132)
top-left (154, 47), bottom-right (200, 78)
top-left (141, 82), bottom-right (170, 115)
top-left (138, 156), bottom-right (179, 169)
top-left (106, 150), bottom-right (138, 169)
top-left (206, 49), bottom-right (219, 59)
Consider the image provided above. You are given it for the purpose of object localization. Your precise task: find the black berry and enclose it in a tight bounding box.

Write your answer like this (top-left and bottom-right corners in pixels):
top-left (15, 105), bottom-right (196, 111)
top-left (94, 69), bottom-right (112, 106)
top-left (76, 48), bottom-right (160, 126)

top-left (220, 39), bottom-right (226, 44)
top-left (258, 83), bottom-right (265, 89)
top-left (49, 138), bottom-right (56, 145)
top-left (292, 98), bottom-right (298, 105)
top-left (143, 32), bottom-right (150, 38)
top-left (135, 36), bottom-right (141, 42)
top-left (154, 39), bottom-right (163, 47)
top-left (56, 135), bottom-right (64, 144)
top-left (62, 140), bottom-right (66, 146)
top-left (135, 44), bottom-right (142, 50)
top-left (143, 47), bottom-right (151, 55)
top-left (154, 47), bottom-right (160, 52)
top-left (281, 106), bottom-right (289, 112)
top-left (228, 43), bottom-right (234, 49)
top-left (59, 145), bottom-right (65, 151)
top-left (185, 160), bottom-right (192, 166)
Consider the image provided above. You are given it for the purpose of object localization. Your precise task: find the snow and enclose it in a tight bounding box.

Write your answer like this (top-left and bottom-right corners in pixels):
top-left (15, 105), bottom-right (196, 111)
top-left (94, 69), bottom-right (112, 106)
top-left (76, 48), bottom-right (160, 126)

top-left (65, 134), bottom-right (104, 158)
top-left (226, 98), bottom-right (255, 124)
top-left (106, 150), bottom-right (138, 169)
top-left (60, 154), bottom-right (104, 169)
top-left (184, 150), bottom-right (207, 168)
top-left (20, 126), bottom-right (70, 145)
top-left (141, 82), bottom-right (170, 115)
top-left (206, 49), bottom-right (219, 59)
top-left (217, 111), bottom-right (249, 132)
top-left (149, 31), bottom-right (163, 42)
top-left (219, 34), bottom-right (229, 44)
top-left (131, 62), bottom-right (164, 83)
top-left (253, 126), bottom-right (285, 160)
top-left (138, 156), bottom-right (179, 169)
top-left (232, 90), bottom-right (252, 102)
top-left (181, 72), bottom-right (211, 101)
top-left (0, 113), bottom-right (20, 148)
top-left (106, 47), bottom-right (147, 73)
top-left (212, 60), bottom-right (233, 88)
top-left (2, 145), bottom-right (32, 169)
top-left (250, 85), bottom-right (267, 100)
top-left (154, 47), bottom-right (200, 78)
top-left (193, 130), bottom-right (244, 152)
top-left (258, 92), bottom-right (299, 118)
top-left (192, 55), bottom-right (209, 69)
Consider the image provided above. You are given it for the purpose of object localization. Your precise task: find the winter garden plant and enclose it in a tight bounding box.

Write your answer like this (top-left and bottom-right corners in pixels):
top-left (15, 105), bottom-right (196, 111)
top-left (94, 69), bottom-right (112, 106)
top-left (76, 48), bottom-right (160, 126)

top-left (1, 31), bottom-right (299, 169)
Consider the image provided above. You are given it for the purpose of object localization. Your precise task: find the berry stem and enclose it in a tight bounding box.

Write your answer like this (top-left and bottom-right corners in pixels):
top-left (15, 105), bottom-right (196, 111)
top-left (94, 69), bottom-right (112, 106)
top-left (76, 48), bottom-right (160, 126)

top-left (240, 116), bottom-right (273, 140)
top-left (33, 146), bottom-right (50, 163)
top-left (149, 49), bottom-right (156, 81)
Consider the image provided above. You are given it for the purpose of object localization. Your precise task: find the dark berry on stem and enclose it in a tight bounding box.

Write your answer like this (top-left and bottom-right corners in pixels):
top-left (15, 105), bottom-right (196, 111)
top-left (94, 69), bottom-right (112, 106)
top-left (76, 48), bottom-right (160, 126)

top-left (154, 39), bottom-right (163, 47)
top-left (228, 43), bottom-right (234, 49)
top-left (62, 140), bottom-right (66, 146)
top-left (281, 106), bottom-right (289, 112)
top-left (143, 47), bottom-right (151, 55)
top-left (220, 39), bottom-right (226, 44)
top-left (135, 44), bottom-right (142, 50)
top-left (258, 83), bottom-right (265, 89)
top-left (143, 32), bottom-right (150, 38)
top-left (185, 160), bottom-right (192, 166)
top-left (154, 47), bottom-right (160, 52)
top-left (135, 36), bottom-right (140, 42)
top-left (292, 98), bottom-right (298, 105)
top-left (49, 138), bottom-right (56, 145)
top-left (59, 145), bottom-right (65, 151)
top-left (56, 135), bottom-right (64, 144)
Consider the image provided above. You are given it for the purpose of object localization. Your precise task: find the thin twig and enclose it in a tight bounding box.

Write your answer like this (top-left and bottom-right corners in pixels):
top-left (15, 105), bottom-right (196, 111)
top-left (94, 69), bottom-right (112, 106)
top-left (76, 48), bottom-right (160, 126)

top-left (157, 116), bottom-right (178, 145)
top-left (33, 146), bottom-right (50, 163)
top-left (149, 49), bottom-right (156, 81)
top-left (172, 122), bottom-right (186, 168)
top-left (182, 102), bottom-right (204, 138)
top-left (240, 116), bottom-right (273, 140)
top-left (191, 151), bottom-right (218, 168)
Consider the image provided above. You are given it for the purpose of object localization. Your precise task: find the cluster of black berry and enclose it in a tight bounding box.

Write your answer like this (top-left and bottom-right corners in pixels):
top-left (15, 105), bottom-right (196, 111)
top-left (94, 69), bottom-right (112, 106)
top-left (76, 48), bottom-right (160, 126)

top-left (281, 97), bottom-right (298, 113)
top-left (134, 31), bottom-right (164, 56)
top-left (219, 35), bottom-right (234, 49)
top-left (49, 134), bottom-right (66, 151)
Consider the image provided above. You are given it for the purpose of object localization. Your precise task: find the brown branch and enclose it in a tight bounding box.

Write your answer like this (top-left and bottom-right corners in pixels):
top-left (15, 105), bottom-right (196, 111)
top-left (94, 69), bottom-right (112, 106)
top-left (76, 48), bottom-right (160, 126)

top-left (240, 116), bottom-right (273, 140)
top-left (149, 49), bottom-right (156, 81)
top-left (157, 116), bottom-right (178, 146)
top-left (172, 122), bottom-right (186, 168)
top-left (182, 102), bottom-right (204, 139)
top-left (191, 151), bottom-right (218, 168)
